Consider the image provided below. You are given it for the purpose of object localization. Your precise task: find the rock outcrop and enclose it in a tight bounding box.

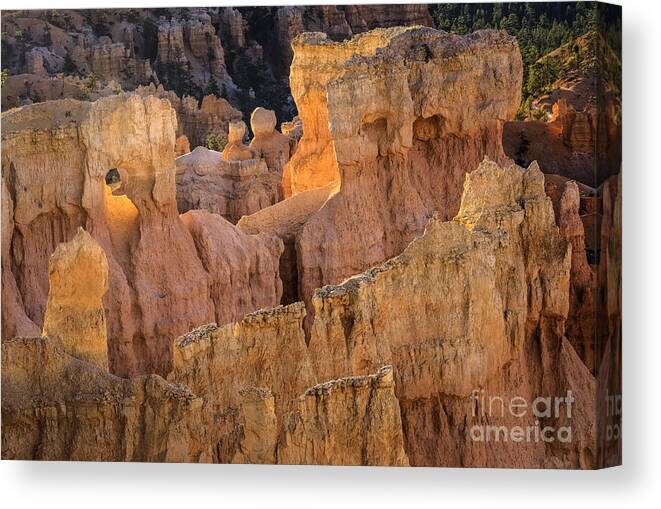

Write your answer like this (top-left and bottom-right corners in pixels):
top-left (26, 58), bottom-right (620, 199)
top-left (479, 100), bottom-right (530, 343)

top-left (285, 27), bottom-right (522, 303)
top-left (249, 107), bottom-right (290, 174)
top-left (174, 134), bottom-right (191, 156)
top-left (222, 121), bottom-right (254, 161)
top-left (1, 94), bottom-right (282, 377)
top-left (136, 84), bottom-right (243, 149)
top-left (305, 159), bottom-right (596, 468)
top-left (180, 210), bottom-right (284, 326)
top-left (42, 228), bottom-right (110, 371)
top-left (2, 159), bottom-right (606, 467)
top-left (154, 12), bottom-right (233, 93)
top-left (175, 146), bottom-right (281, 223)
top-left (238, 183), bottom-right (338, 304)
top-left (278, 365), bottom-right (409, 466)
top-left (1, 335), bottom-right (210, 462)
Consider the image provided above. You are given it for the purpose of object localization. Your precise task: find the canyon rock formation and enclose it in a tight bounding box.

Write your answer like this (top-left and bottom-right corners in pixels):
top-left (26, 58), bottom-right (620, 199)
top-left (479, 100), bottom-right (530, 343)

top-left (1, 335), bottom-right (210, 462)
top-left (136, 84), bottom-right (243, 149)
top-left (503, 32), bottom-right (621, 187)
top-left (176, 146), bottom-right (281, 223)
top-left (2, 159), bottom-right (606, 467)
top-left (284, 27), bottom-right (522, 303)
top-left (1, 93), bottom-right (282, 378)
top-left (1, 7), bottom-right (435, 122)
top-left (42, 228), bottom-right (110, 370)
top-left (222, 121), bottom-right (254, 161)
top-left (1, 19), bottom-right (621, 469)
top-left (249, 107), bottom-right (291, 174)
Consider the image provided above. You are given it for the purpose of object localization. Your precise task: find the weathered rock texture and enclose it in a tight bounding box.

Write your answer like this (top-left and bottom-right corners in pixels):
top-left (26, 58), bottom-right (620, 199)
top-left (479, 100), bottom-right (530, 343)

top-left (286, 27), bottom-right (522, 303)
top-left (278, 365), bottom-right (409, 466)
top-left (305, 160), bottom-right (596, 468)
top-left (154, 12), bottom-right (234, 93)
top-left (42, 228), bottom-right (109, 370)
top-left (222, 121), bottom-right (254, 161)
top-left (136, 84), bottom-right (243, 149)
top-left (1, 7), bottom-right (435, 122)
top-left (175, 146), bottom-right (281, 223)
top-left (249, 107), bottom-right (290, 174)
top-left (238, 183), bottom-right (338, 304)
top-left (180, 210), bottom-right (284, 326)
top-left (2, 160), bottom-right (609, 467)
top-left (1, 94), bottom-right (282, 377)
top-left (1, 335), bottom-right (210, 462)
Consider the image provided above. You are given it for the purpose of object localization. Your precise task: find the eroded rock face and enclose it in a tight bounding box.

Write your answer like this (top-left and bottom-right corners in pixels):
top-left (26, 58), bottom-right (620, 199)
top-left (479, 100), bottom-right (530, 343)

top-left (174, 134), bottom-right (191, 156)
top-left (1, 94), bottom-right (282, 377)
top-left (238, 182), bottom-right (338, 304)
top-left (180, 210), bottom-right (284, 326)
top-left (287, 27), bottom-right (522, 303)
top-left (155, 13), bottom-right (233, 93)
top-left (503, 32), bottom-right (621, 187)
top-left (278, 365), bottom-right (409, 466)
top-left (305, 159), bottom-right (595, 468)
top-left (222, 121), bottom-right (254, 161)
top-left (249, 107), bottom-right (290, 174)
top-left (1, 335), bottom-right (210, 462)
top-left (175, 147), bottom-right (281, 223)
top-left (136, 84), bottom-right (243, 149)
top-left (2, 160), bottom-right (604, 466)
top-left (42, 228), bottom-right (109, 370)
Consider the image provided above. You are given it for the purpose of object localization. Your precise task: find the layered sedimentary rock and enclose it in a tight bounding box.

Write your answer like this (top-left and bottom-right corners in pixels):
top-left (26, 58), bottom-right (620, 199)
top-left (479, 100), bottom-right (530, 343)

top-left (136, 84), bottom-right (243, 148)
top-left (170, 303), bottom-right (313, 418)
top-left (168, 305), bottom-right (409, 465)
top-left (175, 146), bottom-right (281, 223)
top-left (155, 12), bottom-right (233, 92)
top-left (278, 365), bottom-right (409, 466)
top-left (174, 134), bottom-right (191, 156)
top-left (42, 228), bottom-right (110, 370)
top-left (287, 27), bottom-right (522, 302)
top-left (1, 335), bottom-right (210, 462)
top-left (274, 4), bottom-right (433, 69)
top-left (2, 159), bottom-right (603, 466)
top-left (1, 94), bottom-right (282, 377)
top-left (305, 159), bottom-right (596, 467)
top-left (249, 107), bottom-right (290, 174)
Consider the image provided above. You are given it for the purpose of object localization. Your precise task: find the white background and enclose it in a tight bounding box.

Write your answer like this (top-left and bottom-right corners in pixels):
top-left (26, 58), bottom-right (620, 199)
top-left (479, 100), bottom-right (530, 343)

top-left (1, 0), bottom-right (658, 507)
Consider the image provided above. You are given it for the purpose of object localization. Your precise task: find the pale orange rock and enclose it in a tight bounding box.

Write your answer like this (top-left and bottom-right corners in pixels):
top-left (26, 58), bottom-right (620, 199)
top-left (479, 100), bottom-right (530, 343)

top-left (289, 27), bottom-right (522, 303)
top-left (1, 94), bottom-right (279, 378)
top-left (136, 84), bottom-right (242, 148)
top-left (2, 159), bottom-right (601, 467)
top-left (42, 228), bottom-right (110, 370)
top-left (278, 366), bottom-right (409, 466)
top-left (249, 107), bottom-right (290, 174)
top-left (174, 134), bottom-right (191, 156)
top-left (180, 209), bottom-right (284, 325)
top-left (1, 335), bottom-right (210, 462)
top-left (170, 303), bottom-right (314, 419)
top-left (237, 182), bottom-right (338, 303)
top-left (222, 120), bottom-right (254, 161)
top-left (306, 159), bottom-right (595, 468)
